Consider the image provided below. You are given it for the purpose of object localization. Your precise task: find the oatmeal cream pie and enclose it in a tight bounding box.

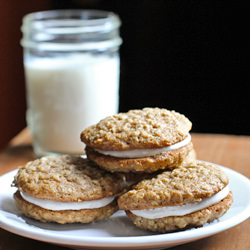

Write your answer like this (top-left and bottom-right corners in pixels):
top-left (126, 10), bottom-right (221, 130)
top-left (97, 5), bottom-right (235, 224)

top-left (81, 107), bottom-right (194, 173)
top-left (118, 161), bottom-right (233, 233)
top-left (12, 155), bottom-right (124, 224)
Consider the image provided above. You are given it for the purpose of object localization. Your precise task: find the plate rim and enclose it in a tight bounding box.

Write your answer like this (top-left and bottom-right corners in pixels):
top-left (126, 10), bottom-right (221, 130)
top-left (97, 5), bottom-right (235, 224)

top-left (0, 162), bottom-right (250, 248)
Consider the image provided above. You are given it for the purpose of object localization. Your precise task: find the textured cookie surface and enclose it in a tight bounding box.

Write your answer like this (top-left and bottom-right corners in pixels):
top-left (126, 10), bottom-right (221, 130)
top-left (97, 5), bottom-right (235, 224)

top-left (81, 108), bottom-right (192, 150)
top-left (86, 142), bottom-right (194, 173)
top-left (14, 191), bottom-right (118, 224)
top-left (12, 155), bottom-right (124, 202)
top-left (118, 161), bottom-right (229, 210)
top-left (126, 191), bottom-right (233, 233)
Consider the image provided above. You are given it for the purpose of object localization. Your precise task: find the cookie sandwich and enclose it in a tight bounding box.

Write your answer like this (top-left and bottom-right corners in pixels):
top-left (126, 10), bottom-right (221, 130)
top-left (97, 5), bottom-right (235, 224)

top-left (118, 161), bottom-right (233, 233)
top-left (81, 107), bottom-right (194, 173)
top-left (12, 155), bottom-right (124, 224)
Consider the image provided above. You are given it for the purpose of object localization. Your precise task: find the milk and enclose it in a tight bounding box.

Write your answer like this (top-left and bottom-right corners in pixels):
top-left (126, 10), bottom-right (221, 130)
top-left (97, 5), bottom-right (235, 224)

top-left (25, 54), bottom-right (120, 155)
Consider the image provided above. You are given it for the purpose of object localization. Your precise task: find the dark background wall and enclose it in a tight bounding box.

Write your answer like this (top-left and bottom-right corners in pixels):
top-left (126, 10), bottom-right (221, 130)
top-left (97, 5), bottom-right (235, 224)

top-left (0, 0), bottom-right (249, 149)
top-left (52, 0), bottom-right (249, 135)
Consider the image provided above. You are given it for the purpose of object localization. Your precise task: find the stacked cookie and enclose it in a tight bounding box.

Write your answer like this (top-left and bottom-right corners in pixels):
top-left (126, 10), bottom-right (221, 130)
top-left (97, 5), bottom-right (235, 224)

top-left (81, 108), bottom-right (194, 173)
top-left (81, 107), bottom-right (233, 232)
top-left (12, 107), bottom-right (233, 233)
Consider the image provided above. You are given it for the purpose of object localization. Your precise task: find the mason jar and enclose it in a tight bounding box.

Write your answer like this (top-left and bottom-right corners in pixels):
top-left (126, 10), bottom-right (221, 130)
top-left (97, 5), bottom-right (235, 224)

top-left (21, 9), bottom-right (122, 156)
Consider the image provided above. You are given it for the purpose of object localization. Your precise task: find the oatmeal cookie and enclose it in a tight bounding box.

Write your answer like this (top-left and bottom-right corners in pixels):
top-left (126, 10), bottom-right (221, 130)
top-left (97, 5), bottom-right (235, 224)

top-left (118, 161), bottom-right (229, 210)
top-left (81, 108), bottom-right (193, 173)
top-left (12, 155), bottom-right (124, 224)
top-left (125, 191), bottom-right (233, 233)
top-left (118, 161), bottom-right (233, 233)
top-left (85, 142), bottom-right (194, 173)
top-left (81, 108), bottom-right (192, 150)
top-left (14, 191), bottom-right (118, 224)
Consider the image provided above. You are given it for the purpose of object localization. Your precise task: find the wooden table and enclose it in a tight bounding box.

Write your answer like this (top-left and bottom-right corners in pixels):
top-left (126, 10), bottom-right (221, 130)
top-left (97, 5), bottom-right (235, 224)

top-left (0, 129), bottom-right (250, 250)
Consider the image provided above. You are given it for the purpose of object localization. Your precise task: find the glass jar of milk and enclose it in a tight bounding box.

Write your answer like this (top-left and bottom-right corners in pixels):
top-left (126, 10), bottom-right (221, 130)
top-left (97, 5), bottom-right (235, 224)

top-left (21, 10), bottom-right (122, 156)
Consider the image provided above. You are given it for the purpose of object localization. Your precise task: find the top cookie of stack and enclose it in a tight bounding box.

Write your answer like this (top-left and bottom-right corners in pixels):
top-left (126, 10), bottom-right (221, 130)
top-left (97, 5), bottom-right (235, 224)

top-left (81, 107), bottom-right (194, 173)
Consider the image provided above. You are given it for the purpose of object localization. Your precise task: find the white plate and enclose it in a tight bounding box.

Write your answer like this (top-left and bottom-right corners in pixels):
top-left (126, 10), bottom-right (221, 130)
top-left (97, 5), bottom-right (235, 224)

top-left (0, 163), bottom-right (250, 250)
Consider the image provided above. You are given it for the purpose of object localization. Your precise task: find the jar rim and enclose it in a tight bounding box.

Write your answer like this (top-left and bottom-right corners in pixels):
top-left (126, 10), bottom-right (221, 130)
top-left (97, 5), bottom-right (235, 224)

top-left (22, 9), bottom-right (121, 34)
top-left (21, 9), bottom-right (122, 51)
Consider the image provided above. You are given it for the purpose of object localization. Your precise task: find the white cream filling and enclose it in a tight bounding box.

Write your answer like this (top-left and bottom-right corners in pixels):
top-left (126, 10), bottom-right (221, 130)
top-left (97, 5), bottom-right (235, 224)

top-left (20, 192), bottom-right (115, 211)
top-left (130, 186), bottom-right (229, 219)
top-left (94, 133), bottom-right (191, 158)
